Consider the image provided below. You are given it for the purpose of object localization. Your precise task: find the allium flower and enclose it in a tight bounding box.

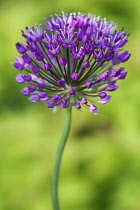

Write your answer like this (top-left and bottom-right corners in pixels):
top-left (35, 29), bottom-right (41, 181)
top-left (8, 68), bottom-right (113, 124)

top-left (13, 12), bottom-right (131, 114)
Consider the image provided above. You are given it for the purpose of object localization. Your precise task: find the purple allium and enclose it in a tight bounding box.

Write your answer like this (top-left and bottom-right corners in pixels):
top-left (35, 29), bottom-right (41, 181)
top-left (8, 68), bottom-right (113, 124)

top-left (118, 51), bottom-right (131, 62)
top-left (37, 83), bottom-right (46, 90)
top-left (30, 64), bottom-right (40, 73)
top-left (47, 101), bottom-right (55, 108)
top-left (20, 87), bottom-right (30, 96)
top-left (85, 81), bottom-right (93, 88)
top-left (68, 89), bottom-right (75, 95)
top-left (15, 74), bottom-right (25, 83)
top-left (83, 60), bottom-right (90, 68)
top-left (16, 42), bottom-right (27, 54)
top-left (59, 57), bottom-right (67, 66)
top-left (35, 51), bottom-right (44, 61)
top-left (70, 72), bottom-right (78, 80)
top-left (75, 102), bottom-right (81, 109)
top-left (22, 54), bottom-right (32, 64)
top-left (80, 97), bottom-right (87, 104)
top-left (38, 92), bottom-right (47, 98)
top-left (13, 12), bottom-right (131, 113)
top-left (57, 80), bottom-right (66, 87)
top-left (51, 94), bottom-right (61, 102)
top-left (13, 63), bottom-right (24, 71)
top-left (89, 104), bottom-right (98, 114)
top-left (27, 85), bottom-right (36, 92)
top-left (44, 63), bottom-right (52, 71)
top-left (28, 95), bottom-right (40, 103)
top-left (22, 75), bottom-right (32, 82)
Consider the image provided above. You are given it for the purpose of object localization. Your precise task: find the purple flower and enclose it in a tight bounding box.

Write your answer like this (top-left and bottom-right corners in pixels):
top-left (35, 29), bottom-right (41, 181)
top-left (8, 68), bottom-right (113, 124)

top-left (15, 74), bottom-right (25, 83)
top-left (41, 97), bottom-right (49, 103)
top-left (118, 51), bottom-right (131, 62)
top-left (68, 89), bottom-right (75, 95)
top-left (85, 82), bottom-right (93, 88)
top-left (44, 63), bottom-right (52, 71)
top-left (70, 72), bottom-right (78, 80)
top-left (75, 102), bottom-right (81, 109)
top-left (28, 95), bottom-right (40, 103)
top-left (83, 60), bottom-right (90, 68)
top-left (20, 87), bottom-right (30, 96)
top-left (13, 12), bottom-right (130, 113)
top-left (99, 94), bottom-right (112, 104)
top-left (47, 101), bottom-right (55, 108)
top-left (61, 98), bottom-right (69, 103)
top-left (22, 54), bottom-right (32, 64)
top-left (27, 85), bottom-right (36, 92)
top-left (38, 92), bottom-right (47, 98)
top-left (59, 57), bottom-right (67, 66)
top-left (16, 42), bottom-right (27, 54)
top-left (30, 64), bottom-right (40, 73)
top-left (37, 83), bottom-right (46, 90)
top-left (35, 51), bottom-right (44, 61)
top-left (80, 97), bottom-right (87, 104)
top-left (89, 104), bottom-right (98, 114)
top-left (57, 80), bottom-right (66, 87)
top-left (51, 94), bottom-right (61, 102)
top-left (105, 84), bottom-right (119, 91)
top-left (22, 75), bottom-right (32, 82)
top-left (13, 63), bottom-right (24, 71)
top-left (99, 72), bottom-right (110, 81)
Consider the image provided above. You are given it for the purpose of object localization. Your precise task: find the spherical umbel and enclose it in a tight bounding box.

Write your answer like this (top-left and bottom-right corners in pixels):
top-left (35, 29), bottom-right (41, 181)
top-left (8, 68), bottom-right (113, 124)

top-left (13, 12), bottom-right (131, 114)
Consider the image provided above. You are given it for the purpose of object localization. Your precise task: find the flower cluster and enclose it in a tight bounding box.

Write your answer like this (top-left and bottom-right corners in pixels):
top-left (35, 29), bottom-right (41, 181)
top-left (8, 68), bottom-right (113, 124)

top-left (13, 12), bottom-right (130, 114)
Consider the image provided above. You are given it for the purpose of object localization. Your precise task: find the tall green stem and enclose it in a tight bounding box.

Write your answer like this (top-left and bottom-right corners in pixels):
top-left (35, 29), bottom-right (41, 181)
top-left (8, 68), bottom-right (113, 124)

top-left (51, 107), bottom-right (72, 210)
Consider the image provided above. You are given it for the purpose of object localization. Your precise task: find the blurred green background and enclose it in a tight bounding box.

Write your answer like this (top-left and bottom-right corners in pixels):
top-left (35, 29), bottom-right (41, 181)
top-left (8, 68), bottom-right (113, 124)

top-left (0, 0), bottom-right (140, 209)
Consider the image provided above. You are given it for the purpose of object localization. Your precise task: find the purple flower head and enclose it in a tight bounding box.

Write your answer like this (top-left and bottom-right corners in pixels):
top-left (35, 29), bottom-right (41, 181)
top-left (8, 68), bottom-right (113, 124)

top-left (61, 98), bottom-right (69, 103)
top-left (44, 63), bottom-right (52, 71)
top-left (57, 80), bottom-right (66, 87)
top-left (22, 54), bottom-right (32, 64)
top-left (85, 81), bottom-right (93, 88)
top-left (15, 74), bottom-right (25, 83)
top-left (16, 42), bottom-right (27, 54)
top-left (70, 72), bottom-right (78, 81)
top-left (51, 94), bottom-right (61, 102)
top-left (13, 63), bottom-right (24, 71)
top-left (37, 83), bottom-right (46, 90)
top-left (13, 12), bottom-right (130, 113)
top-left (118, 51), bottom-right (131, 62)
top-left (105, 84), bottom-right (119, 91)
top-left (22, 75), bottom-right (32, 82)
top-left (83, 60), bottom-right (90, 68)
top-left (27, 85), bottom-right (36, 92)
top-left (47, 101), bottom-right (55, 108)
top-left (20, 87), bottom-right (30, 96)
top-left (59, 57), bottom-right (67, 66)
top-left (30, 64), bottom-right (40, 73)
top-left (80, 97), bottom-right (87, 104)
top-left (99, 71), bottom-right (110, 81)
top-left (98, 92), bottom-right (107, 99)
top-left (75, 102), bottom-right (81, 109)
top-left (105, 51), bottom-right (114, 61)
top-left (35, 51), bottom-right (44, 61)
top-left (28, 95), bottom-right (40, 103)
top-left (98, 93), bottom-right (112, 104)
top-left (27, 41), bottom-right (39, 52)
top-left (38, 92), bottom-right (47, 98)
top-left (68, 89), bottom-right (75, 95)
top-left (60, 103), bottom-right (67, 109)
top-left (89, 104), bottom-right (98, 114)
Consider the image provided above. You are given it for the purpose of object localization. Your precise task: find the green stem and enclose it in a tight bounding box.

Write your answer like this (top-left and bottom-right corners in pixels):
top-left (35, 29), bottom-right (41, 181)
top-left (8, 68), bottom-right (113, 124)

top-left (51, 107), bottom-right (72, 210)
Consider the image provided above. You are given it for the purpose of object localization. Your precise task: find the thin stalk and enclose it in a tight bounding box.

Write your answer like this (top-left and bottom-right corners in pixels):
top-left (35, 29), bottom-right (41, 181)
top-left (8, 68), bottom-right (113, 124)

top-left (51, 108), bottom-right (72, 210)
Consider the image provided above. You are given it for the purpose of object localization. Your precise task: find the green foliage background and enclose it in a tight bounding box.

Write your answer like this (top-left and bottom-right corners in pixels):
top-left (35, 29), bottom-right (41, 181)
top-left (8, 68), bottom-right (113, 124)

top-left (0, 0), bottom-right (140, 209)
